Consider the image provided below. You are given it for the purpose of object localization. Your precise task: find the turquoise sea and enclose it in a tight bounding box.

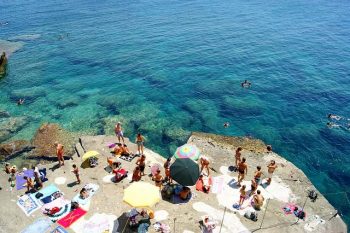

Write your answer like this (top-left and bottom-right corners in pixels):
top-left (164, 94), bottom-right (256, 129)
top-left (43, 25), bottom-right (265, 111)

top-left (1, 0), bottom-right (350, 226)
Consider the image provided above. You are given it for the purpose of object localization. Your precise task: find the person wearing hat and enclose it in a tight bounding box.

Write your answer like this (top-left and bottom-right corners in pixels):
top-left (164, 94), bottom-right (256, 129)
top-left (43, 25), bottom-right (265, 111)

top-left (114, 122), bottom-right (125, 144)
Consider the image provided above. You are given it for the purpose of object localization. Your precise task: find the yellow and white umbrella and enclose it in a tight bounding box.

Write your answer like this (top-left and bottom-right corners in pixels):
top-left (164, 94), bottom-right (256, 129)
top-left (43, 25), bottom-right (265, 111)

top-left (82, 150), bottom-right (99, 162)
top-left (123, 182), bottom-right (161, 208)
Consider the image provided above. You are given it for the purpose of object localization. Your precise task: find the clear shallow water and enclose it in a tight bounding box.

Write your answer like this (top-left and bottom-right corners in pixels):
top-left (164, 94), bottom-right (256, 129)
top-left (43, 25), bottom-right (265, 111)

top-left (1, 0), bottom-right (350, 226)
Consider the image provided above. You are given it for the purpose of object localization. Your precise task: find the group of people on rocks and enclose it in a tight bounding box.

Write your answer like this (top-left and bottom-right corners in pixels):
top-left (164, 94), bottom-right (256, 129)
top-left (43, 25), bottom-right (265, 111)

top-left (235, 146), bottom-right (277, 210)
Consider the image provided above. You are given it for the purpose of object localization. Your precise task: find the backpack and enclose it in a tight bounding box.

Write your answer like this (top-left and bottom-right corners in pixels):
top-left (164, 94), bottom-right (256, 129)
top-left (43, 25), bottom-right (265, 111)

top-left (308, 190), bottom-right (318, 202)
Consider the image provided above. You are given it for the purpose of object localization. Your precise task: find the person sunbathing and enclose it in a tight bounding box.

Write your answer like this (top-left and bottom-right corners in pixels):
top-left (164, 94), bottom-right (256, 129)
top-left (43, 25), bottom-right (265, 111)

top-left (79, 188), bottom-right (89, 199)
top-left (114, 145), bottom-right (123, 155)
top-left (252, 190), bottom-right (264, 210)
top-left (121, 144), bottom-right (132, 156)
top-left (179, 186), bottom-right (191, 200)
top-left (198, 174), bottom-right (211, 193)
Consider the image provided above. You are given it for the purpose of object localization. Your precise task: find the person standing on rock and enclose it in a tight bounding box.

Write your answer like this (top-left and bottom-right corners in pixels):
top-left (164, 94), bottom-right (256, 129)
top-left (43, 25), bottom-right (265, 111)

top-left (235, 147), bottom-right (242, 167)
top-left (135, 132), bottom-right (145, 155)
top-left (237, 158), bottom-right (248, 186)
top-left (136, 154), bottom-right (146, 176)
top-left (54, 142), bottom-right (64, 167)
top-left (266, 160), bottom-right (277, 185)
top-left (71, 164), bottom-right (81, 184)
top-left (115, 122), bottom-right (125, 144)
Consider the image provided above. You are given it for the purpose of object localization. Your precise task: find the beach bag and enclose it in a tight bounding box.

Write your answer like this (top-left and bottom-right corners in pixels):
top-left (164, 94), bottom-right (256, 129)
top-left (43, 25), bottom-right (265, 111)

top-left (308, 190), bottom-right (318, 202)
top-left (89, 157), bottom-right (98, 167)
top-left (244, 211), bottom-right (258, 222)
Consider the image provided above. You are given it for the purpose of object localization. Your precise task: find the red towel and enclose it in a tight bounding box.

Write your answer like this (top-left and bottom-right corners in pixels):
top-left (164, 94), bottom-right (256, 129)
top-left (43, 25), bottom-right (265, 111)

top-left (57, 207), bottom-right (87, 228)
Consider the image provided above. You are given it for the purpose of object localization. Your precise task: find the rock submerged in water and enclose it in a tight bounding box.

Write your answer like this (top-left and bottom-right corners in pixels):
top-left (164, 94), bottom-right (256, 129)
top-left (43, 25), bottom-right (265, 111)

top-left (28, 123), bottom-right (76, 159)
top-left (0, 116), bottom-right (28, 142)
top-left (0, 140), bottom-right (34, 161)
top-left (10, 86), bottom-right (47, 101)
top-left (0, 110), bottom-right (10, 118)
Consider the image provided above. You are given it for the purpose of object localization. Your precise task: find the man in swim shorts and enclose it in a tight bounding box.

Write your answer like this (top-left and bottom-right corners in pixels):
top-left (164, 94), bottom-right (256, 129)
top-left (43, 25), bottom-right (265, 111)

top-left (115, 122), bottom-right (125, 144)
top-left (266, 160), bottom-right (277, 184)
top-left (252, 190), bottom-right (264, 210)
top-left (237, 158), bottom-right (248, 186)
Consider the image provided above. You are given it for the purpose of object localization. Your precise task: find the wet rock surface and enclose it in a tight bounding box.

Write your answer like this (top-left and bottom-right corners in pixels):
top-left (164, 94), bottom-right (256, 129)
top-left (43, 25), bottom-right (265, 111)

top-left (0, 140), bottom-right (34, 161)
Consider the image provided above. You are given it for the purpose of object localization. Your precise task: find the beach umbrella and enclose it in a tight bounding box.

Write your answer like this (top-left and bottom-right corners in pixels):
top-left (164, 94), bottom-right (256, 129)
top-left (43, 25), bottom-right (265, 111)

top-left (174, 144), bottom-right (200, 161)
top-left (123, 182), bottom-right (161, 208)
top-left (82, 151), bottom-right (99, 162)
top-left (170, 158), bottom-right (200, 186)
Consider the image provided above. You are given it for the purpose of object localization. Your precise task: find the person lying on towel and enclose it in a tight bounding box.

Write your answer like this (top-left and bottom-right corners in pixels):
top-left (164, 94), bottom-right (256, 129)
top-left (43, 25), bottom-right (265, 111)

top-left (196, 174), bottom-right (212, 193)
top-left (179, 186), bottom-right (191, 200)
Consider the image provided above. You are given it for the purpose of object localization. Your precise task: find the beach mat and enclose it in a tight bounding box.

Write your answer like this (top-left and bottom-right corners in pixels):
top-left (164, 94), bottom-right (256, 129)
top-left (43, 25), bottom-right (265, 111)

top-left (16, 169), bottom-right (35, 190)
top-left (57, 207), bottom-right (87, 228)
top-left (41, 197), bottom-right (71, 221)
top-left (35, 184), bottom-right (63, 204)
top-left (17, 194), bottom-right (42, 216)
top-left (211, 176), bottom-right (225, 194)
top-left (20, 217), bottom-right (52, 233)
top-left (51, 226), bottom-right (68, 233)
top-left (119, 154), bottom-right (137, 162)
top-left (72, 183), bottom-right (99, 206)
top-left (82, 213), bottom-right (111, 233)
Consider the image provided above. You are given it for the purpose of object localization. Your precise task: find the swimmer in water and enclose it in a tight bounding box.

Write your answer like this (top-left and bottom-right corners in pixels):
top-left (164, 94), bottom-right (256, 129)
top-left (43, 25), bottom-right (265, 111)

top-left (241, 80), bottom-right (251, 88)
top-left (17, 99), bottom-right (24, 105)
top-left (327, 122), bottom-right (340, 128)
top-left (328, 114), bottom-right (342, 121)
top-left (223, 122), bottom-right (230, 128)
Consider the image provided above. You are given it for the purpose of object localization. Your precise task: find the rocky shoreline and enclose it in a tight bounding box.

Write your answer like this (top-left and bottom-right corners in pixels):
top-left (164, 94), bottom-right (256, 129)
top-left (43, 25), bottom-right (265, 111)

top-left (0, 121), bottom-right (347, 232)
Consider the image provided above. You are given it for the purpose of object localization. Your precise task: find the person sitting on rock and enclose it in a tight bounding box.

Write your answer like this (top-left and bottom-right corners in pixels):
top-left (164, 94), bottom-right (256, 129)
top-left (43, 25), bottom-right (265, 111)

top-left (199, 156), bottom-right (210, 176)
top-left (121, 144), bottom-right (132, 156)
top-left (132, 166), bottom-right (141, 182)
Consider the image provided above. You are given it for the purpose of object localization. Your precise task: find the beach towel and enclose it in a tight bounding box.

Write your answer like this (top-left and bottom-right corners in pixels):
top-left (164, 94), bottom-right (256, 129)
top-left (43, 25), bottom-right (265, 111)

top-left (72, 183), bottom-right (99, 206)
top-left (17, 194), bottom-right (42, 216)
top-left (282, 203), bottom-right (297, 215)
top-left (57, 207), bottom-right (87, 228)
top-left (41, 197), bottom-right (71, 221)
top-left (82, 213), bottom-right (110, 233)
top-left (20, 217), bottom-right (52, 233)
top-left (35, 184), bottom-right (63, 204)
top-left (196, 177), bottom-right (213, 193)
top-left (211, 176), bottom-right (225, 194)
top-left (50, 226), bottom-right (68, 233)
top-left (119, 153), bottom-right (137, 162)
top-left (16, 169), bottom-right (34, 190)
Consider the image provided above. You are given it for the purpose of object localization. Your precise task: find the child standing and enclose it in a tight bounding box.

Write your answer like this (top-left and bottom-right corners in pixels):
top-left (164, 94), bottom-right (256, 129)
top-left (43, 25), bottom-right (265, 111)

top-left (239, 185), bottom-right (246, 207)
top-left (72, 164), bottom-right (81, 184)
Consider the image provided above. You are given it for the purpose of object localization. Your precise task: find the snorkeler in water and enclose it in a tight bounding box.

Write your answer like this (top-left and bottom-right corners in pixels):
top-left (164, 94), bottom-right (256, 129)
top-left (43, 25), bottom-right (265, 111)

top-left (223, 122), bottom-right (230, 128)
